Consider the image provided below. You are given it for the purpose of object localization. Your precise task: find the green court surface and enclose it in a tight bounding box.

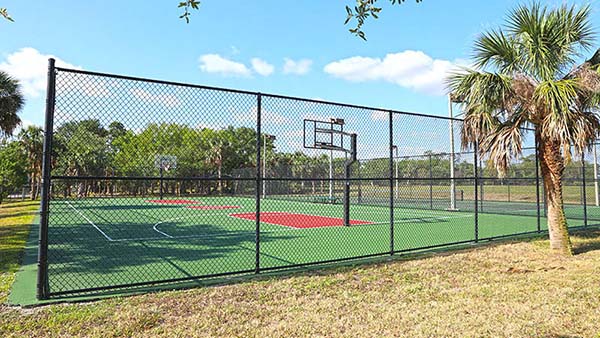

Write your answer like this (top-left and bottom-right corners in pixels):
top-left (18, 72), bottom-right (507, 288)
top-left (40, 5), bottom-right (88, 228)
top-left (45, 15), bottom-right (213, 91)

top-left (10, 195), bottom-right (594, 303)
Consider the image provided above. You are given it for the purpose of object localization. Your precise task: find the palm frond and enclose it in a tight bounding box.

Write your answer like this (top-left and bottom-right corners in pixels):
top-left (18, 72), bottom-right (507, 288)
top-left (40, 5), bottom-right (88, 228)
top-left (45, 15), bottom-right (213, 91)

top-left (447, 69), bottom-right (514, 149)
top-left (0, 71), bottom-right (24, 137)
top-left (473, 29), bottom-right (520, 73)
top-left (536, 79), bottom-right (590, 157)
top-left (504, 3), bottom-right (595, 80)
top-left (479, 117), bottom-right (526, 177)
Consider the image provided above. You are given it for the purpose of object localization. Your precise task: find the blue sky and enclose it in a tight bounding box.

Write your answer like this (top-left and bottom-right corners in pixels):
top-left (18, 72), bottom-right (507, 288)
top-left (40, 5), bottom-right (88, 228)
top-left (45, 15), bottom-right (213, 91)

top-left (1, 0), bottom-right (599, 133)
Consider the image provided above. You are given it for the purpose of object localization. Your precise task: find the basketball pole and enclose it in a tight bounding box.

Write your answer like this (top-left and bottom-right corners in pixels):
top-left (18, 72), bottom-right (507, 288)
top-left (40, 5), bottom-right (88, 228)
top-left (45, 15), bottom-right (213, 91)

top-left (343, 134), bottom-right (358, 227)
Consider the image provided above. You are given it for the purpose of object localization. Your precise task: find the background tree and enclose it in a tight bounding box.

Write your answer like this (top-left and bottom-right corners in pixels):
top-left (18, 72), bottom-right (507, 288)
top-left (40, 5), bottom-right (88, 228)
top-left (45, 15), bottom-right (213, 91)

top-left (0, 71), bottom-right (24, 138)
top-left (0, 140), bottom-right (27, 204)
top-left (448, 3), bottom-right (600, 256)
top-left (18, 126), bottom-right (44, 200)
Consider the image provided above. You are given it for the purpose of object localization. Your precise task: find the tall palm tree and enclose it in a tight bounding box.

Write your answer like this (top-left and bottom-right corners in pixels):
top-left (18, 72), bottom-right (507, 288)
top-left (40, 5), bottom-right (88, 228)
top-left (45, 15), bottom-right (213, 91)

top-left (0, 71), bottom-right (24, 137)
top-left (448, 3), bottom-right (600, 256)
top-left (19, 126), bottom-right (44, 200)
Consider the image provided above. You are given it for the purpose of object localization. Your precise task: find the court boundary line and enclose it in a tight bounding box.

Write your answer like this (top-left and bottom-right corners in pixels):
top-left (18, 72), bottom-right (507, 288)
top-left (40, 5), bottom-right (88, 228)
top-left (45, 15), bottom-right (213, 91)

top-left (66, 201), bottom-right (115, 242)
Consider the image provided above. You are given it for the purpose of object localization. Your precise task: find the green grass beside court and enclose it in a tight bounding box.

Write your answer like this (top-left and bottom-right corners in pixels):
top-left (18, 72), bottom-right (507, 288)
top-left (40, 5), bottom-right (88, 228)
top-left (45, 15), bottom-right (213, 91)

top-left (0, 201), bottom-right (38, 304)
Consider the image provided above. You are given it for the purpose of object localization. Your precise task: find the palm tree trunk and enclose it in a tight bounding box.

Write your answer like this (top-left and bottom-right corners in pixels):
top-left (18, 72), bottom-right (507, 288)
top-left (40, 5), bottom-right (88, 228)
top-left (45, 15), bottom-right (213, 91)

top-left (538, 134), bottom-right (572, 256)
top-left (30, 175), bottom-right (36, 200)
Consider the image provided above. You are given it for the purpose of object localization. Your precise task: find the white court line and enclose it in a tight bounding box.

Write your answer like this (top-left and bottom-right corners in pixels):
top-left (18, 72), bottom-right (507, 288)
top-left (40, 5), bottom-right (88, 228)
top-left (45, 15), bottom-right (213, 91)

top-left (66, 201), bottom-right (115, 242)
top-left (370, 214), bottom-right (473, 225)
top-left (152, 218), bottom-right (177, 238)
top-left (152, 208), bottom-right (251, 238)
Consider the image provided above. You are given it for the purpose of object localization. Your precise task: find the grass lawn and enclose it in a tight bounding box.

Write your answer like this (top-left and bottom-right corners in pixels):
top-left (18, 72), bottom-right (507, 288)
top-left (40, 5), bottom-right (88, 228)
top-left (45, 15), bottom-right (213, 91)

top-left (0, 200), bottom-right (38, 304)
top-left (1, 200), bottom-right (600, 336)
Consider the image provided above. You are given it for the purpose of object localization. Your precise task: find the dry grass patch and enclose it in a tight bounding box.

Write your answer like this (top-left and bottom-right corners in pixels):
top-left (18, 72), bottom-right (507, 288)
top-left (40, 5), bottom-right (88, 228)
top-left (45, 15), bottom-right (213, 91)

top-left (1, 227), bottom-right (600, 336)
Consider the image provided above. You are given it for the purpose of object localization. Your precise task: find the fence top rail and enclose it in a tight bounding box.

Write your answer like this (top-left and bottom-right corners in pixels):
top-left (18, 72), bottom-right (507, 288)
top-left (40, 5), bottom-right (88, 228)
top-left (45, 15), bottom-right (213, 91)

top-left (54, 65), bottom-right (462, 122)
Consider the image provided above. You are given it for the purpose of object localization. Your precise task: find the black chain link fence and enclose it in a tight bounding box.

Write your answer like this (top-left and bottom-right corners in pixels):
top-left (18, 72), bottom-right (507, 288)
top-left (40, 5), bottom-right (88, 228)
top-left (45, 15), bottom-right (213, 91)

top-left (37, 60), bottom-right (599, 299)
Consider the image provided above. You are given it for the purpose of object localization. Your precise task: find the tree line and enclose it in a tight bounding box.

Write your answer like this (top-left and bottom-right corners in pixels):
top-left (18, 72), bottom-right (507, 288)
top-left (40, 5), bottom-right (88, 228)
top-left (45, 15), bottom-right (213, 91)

top-left (2, 118), bottom-right (594, 203)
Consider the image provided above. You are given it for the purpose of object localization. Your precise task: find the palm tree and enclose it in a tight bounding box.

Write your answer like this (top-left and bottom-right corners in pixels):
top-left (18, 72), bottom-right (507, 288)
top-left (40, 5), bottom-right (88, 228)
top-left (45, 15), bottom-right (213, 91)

top-left (19, 126), bottom-right (44, 200)
top-left (0, 71), bottom-right (24, 137)
top-left (448, 3), bottom-right (600, 256)
top-left (206, 132), bottom-right (230, 193)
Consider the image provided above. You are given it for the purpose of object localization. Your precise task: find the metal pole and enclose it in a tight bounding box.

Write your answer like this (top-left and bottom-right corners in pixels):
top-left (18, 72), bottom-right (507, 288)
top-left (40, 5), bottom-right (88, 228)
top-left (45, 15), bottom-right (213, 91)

top-left (448, 94), bottom-right (457, 210)
top-left (582, 154), bottom-right (588, 227)
top-left (479, 159), bottom-right (484, 213)
top-left (255, 93), bottom-right (262, 274)
top-left (262, 134), bottom-right (266, 199)
top-left (594, 144), bottom-right (599, 206)
top-left (389, 111), bottom-right (394, 255)
top-left (474, 141), bottom-right (479, 242)
top-left (394, 147), bottom-right (399, 200)
top-left (159, 166), bottom-right (164, 200)
top-left (329, 149), bottom-right (333, 200)
top-left (429, 154), bottom-right (433, 209)
top-left (343, 134), bottom-right (357, 227)
top-left (38, 58), bottom-right (56, 300)
top-left (535, 136), bottom-right (541, 232)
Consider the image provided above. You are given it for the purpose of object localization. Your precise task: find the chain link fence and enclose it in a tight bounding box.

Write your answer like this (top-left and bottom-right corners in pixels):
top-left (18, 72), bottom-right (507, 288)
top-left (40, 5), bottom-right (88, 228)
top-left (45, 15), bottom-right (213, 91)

top-left (37, 59), bottom-right (598, 299)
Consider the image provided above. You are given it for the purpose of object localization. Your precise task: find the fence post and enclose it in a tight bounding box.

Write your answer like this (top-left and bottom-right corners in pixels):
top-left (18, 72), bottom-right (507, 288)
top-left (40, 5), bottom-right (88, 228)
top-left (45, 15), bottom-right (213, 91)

top-left (479, 159), bottom-right (484, 213)
top-left (38, 58), bottom-right (56, 300)
top-left (389, 111), bottom-right (394, 255)
top-left (582, 154), bottom-right (588, 227)
top-left (429, 154), bottom-right (433, 209)
top-left (534, 136), bottom-right (541, 232)
top-left (474, 143), bottom-right (479, 242)
top-left (255, 93), bottom-right (262, 274)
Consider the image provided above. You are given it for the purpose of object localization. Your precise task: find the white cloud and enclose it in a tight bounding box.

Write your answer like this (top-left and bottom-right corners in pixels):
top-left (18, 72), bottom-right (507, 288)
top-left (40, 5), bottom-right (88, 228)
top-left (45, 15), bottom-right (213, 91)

top-left (324, 50), bottom-right (462, 96)
top-left (131, 88), bottom-right (181, 108)
top-left (0, 47), bottom-right (81, 97)
top-left (13, 119), bottom-right (41, 134)
top-left (198, 54), bottom-right (251, 77)
top-left (251, 58), bottom-right (274, 76)
top-left (283, 58), bottom-right (312, 75)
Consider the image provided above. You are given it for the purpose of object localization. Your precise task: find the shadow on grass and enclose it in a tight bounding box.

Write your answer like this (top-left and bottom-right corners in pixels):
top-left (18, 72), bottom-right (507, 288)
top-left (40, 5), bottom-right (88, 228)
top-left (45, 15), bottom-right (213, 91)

top-left (0, 211), bottom-right (38, 220)
top-left (571, 229), bottom-right (600, 255)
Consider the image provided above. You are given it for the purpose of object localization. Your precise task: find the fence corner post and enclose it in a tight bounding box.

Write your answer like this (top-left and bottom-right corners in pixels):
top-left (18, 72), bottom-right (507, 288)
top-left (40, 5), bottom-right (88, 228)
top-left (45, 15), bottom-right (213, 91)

top-left (38, 58), bottom-right (56, 300)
